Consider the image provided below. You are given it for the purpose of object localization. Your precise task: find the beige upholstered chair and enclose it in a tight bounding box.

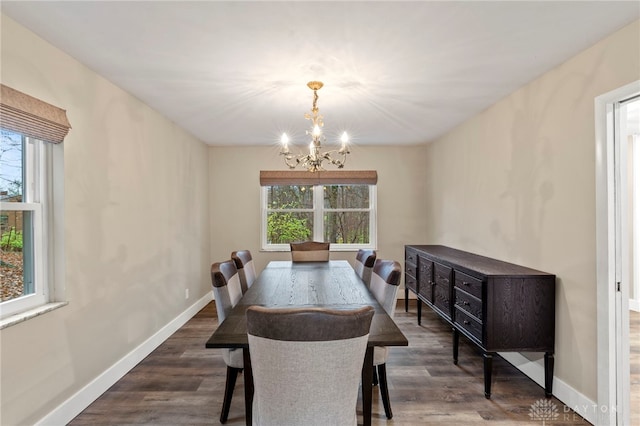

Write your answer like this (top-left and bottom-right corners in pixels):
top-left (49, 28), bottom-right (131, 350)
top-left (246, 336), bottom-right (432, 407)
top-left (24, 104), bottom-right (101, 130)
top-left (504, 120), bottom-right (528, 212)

top-left (210, 260), bottom-right (244, 424)
top-left (368, 259), bottom-right (402, 419)
top-left (354, 249), bottom-right (376, 287)
top-left (231, 250), bottom-right (257, 294)
top-left (290, 241), bottom-right (330, 262)
top-left (246, 305), bottom-right (374, 426)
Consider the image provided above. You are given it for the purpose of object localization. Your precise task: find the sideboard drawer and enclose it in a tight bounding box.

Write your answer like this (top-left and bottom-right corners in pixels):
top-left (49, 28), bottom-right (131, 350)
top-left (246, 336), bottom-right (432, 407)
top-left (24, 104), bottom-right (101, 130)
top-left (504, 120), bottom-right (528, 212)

top-left (454, 287), bottom-right (482, 320)
top-left (405, 262), bottom-right (417, 280)
top-left (405, 249), bottom-right (418, 266)
top-left (455, 270), bottom-right (483, 299)
top-left (405, 252), bottom-right (418, 295)
top-left (455, 307), bottom-right (482, 343)
top-left (405, 274), bottom-right (417, 293)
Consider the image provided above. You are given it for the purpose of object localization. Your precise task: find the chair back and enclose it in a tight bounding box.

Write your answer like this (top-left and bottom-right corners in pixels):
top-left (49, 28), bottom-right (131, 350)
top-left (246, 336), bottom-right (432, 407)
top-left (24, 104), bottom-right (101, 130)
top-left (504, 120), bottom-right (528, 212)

top-left (231, 250), bottom-right (257, 293)
top-left (290, 241), bottom-right (330, 262)
top-left (210, 260), bottom-right (243, 323)
top-left (354, 249), bottom-right (376, 287)
top-left (247, 305), bottom-right (374, 426)
top-left (369, 260), bottom-right (402, 318)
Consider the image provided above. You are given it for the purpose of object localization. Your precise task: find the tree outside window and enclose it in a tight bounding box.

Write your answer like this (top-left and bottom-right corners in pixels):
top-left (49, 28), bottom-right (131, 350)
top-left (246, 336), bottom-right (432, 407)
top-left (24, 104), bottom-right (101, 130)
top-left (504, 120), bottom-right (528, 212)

top-left (0, 130), bottom-right (37, 306)
top-left (263, 183), bottom-right (376, 250)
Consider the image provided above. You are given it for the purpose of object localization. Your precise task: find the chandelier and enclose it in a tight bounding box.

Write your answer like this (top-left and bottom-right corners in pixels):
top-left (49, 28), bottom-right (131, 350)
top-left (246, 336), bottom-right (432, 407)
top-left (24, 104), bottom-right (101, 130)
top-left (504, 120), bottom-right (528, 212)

top-left (280, 81), bottom-right (350, 172)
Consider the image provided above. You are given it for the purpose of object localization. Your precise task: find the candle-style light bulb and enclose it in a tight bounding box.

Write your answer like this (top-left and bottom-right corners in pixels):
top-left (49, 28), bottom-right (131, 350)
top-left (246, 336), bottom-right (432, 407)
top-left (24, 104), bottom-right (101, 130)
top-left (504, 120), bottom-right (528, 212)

top-left (281, 133), bottom-right (289, 153)
top-left (312, 124), bottom-right (321, 138)
top-left (340, 131), bottom-right (349, 152)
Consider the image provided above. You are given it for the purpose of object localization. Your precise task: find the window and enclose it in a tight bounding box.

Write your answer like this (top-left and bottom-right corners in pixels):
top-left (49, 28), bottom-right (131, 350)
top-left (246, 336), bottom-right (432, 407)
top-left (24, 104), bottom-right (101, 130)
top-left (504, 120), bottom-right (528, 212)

top-left (0, 130), bottom-right (49, 317)
top-left (0, 84), bottom-right (70, 322)
top-left (261, 183), bottom-right (377, 251)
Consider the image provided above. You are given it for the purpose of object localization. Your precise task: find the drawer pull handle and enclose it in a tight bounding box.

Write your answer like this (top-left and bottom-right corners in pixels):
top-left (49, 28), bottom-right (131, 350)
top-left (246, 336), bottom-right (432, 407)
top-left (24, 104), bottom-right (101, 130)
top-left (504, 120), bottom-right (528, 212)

top-left (462, 301), bottom-right (469, 306)
top-left (462, 281), bottom-right (470, 286)
top-left (463, 320), bottom-right (470, 325)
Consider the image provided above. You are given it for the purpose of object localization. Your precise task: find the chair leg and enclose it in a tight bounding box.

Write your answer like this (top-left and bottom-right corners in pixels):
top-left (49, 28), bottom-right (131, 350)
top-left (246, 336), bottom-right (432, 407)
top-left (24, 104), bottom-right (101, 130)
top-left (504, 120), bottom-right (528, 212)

top-left (378, 364), bottom-right (393, 419)
top-left (372, 365), bottom-right (378, 386)
top-left (220, 366), bottom-right (241, 424)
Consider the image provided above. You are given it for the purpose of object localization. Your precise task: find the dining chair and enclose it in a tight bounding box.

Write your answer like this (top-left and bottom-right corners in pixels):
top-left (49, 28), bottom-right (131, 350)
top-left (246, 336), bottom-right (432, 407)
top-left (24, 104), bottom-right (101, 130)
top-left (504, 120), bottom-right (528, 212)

top-left (210, 260), bottom-right (244, 424)
top-left (289, 241), bottom-right (330, 262)
top-left (368, 259), bottom-right (402, 419)
top-left (246, 305), bottom-right (375, 426)
top-left (354, 249), bottom-right (376, 287)
top-left (231, 249), bottom-right (257, 294)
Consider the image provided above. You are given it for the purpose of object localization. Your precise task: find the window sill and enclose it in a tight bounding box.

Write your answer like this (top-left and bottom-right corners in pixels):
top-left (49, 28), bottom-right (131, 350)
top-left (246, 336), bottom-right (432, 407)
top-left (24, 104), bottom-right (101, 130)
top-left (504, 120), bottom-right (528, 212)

top-left (0, 301), bottom-right (68, 330)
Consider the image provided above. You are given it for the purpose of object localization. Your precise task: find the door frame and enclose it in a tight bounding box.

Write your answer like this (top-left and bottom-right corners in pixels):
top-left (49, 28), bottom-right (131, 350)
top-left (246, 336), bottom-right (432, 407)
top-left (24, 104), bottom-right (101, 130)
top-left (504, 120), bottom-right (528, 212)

top-left (595, 80), bottom-right (639, 426)
top-left (633, 134), bottom-right (640, 312)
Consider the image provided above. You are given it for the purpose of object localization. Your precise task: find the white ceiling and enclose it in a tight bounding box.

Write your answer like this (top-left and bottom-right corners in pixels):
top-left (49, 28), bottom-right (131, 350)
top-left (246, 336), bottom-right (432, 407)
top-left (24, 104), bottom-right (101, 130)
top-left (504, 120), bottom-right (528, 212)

top-left (2, 1), bottom-right (639, 147)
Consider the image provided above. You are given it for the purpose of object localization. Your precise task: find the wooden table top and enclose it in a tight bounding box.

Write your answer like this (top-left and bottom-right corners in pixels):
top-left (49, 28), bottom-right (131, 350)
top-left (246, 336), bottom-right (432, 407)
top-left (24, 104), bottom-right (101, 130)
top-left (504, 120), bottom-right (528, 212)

top-left (206, 260), bottom-right (408, 349)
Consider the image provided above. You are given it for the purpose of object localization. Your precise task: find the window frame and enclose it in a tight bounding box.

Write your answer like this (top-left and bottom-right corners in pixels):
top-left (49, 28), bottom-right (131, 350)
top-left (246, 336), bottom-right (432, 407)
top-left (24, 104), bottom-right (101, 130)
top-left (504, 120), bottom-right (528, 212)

top-left (261, 183), bottom-right (377, 252)
top-left (0, 136), bottom-right (50, 318)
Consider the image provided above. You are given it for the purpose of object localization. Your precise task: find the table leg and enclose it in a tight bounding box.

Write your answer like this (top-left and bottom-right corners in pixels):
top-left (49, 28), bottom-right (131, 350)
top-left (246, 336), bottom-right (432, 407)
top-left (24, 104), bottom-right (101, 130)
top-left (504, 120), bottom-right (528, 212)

top-left (243, 348), bottom-right (253, 426)
top-left (361, 347), bottom-right (374, 426)
top-left (417, 299), bottom-right (422, 325)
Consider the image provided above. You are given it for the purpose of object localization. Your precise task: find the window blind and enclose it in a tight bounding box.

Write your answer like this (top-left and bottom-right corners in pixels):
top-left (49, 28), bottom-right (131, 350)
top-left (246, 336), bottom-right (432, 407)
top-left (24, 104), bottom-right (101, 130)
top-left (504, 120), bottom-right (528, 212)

top-left (0, 84), bottom-right (71, 144)
top-left (260, 170), bottom-right (377, 186)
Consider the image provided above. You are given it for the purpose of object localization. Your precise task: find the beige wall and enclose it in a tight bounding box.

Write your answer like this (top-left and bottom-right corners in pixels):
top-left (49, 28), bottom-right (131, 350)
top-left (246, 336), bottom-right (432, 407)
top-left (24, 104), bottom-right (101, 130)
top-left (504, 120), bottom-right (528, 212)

top-left (2, 8), bottom-right (638, 424)
top-left (208, 144), bottom-right (429, 272)
top-left (0, 15), bottom-right (211, 425)
top-left (423, 20), bottom-right (639, 401)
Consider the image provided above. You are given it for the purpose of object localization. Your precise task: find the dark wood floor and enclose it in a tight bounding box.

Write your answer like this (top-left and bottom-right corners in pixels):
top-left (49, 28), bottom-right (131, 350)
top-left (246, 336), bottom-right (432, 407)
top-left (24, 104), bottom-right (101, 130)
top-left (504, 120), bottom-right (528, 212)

top-left (70, 301), bottom-right (591, 425)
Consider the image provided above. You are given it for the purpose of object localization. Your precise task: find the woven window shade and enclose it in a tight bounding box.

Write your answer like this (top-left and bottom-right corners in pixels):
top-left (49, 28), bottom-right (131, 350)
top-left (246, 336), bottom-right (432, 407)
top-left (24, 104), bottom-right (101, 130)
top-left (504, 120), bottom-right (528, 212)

top-left (0, 84), bottom-right (71, 144)
top-left (260, 170), bottom-right (377, 186)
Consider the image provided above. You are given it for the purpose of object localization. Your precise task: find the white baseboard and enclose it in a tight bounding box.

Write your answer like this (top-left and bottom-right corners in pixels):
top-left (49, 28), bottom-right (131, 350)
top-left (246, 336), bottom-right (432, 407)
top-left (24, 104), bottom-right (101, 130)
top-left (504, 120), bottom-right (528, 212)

top-left (500, 352), bottom-right (599, 425)
top-left (35, 292), bottom-right (213, 426)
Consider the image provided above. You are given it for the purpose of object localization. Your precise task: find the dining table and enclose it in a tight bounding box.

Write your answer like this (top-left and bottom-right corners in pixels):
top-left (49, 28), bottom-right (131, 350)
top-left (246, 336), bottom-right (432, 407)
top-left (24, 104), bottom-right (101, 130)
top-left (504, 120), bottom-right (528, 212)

top-left (205, 260), bottom-right (409, 426)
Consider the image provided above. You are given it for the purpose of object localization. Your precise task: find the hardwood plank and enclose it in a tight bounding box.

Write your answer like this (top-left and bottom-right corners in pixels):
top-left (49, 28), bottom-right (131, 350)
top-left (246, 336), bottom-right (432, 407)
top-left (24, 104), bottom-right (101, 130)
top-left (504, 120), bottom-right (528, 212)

top-left (70, 301), bottom-right (590, 425)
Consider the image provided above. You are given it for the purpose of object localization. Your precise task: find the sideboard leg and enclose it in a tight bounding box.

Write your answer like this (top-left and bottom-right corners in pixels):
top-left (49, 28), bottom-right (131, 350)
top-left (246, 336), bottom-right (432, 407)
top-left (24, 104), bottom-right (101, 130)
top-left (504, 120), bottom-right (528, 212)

top-left (544, 352), bottom-right (554, 397)
top-left (404, 288), bottom-right (409, 312)
top-left (417, 299), bottom-right (422, 325)
top-left (453, 329), bottom-right (459, 365)
top-left (483, 352), bottom-right (493, 399)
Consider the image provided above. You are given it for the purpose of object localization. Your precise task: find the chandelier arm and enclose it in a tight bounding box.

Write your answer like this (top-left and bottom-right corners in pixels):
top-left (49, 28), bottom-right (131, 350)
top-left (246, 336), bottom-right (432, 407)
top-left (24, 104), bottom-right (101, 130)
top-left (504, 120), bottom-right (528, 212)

top-left (325, 150), bottom-right (348, 168)
top-left (280, 152), bottom-right (301, 169)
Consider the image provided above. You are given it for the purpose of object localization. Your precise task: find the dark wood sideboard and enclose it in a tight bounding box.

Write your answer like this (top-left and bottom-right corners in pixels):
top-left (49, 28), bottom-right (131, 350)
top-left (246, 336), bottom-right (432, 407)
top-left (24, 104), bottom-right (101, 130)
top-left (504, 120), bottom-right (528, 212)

top-left (404, 245), bottom-right (556, 398)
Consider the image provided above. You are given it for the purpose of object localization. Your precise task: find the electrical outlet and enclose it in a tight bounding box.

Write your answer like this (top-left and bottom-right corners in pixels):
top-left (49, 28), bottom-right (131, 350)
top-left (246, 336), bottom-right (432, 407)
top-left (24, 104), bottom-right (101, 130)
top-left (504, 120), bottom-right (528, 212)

top-left (185, 288), bottom-right (189, 299)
